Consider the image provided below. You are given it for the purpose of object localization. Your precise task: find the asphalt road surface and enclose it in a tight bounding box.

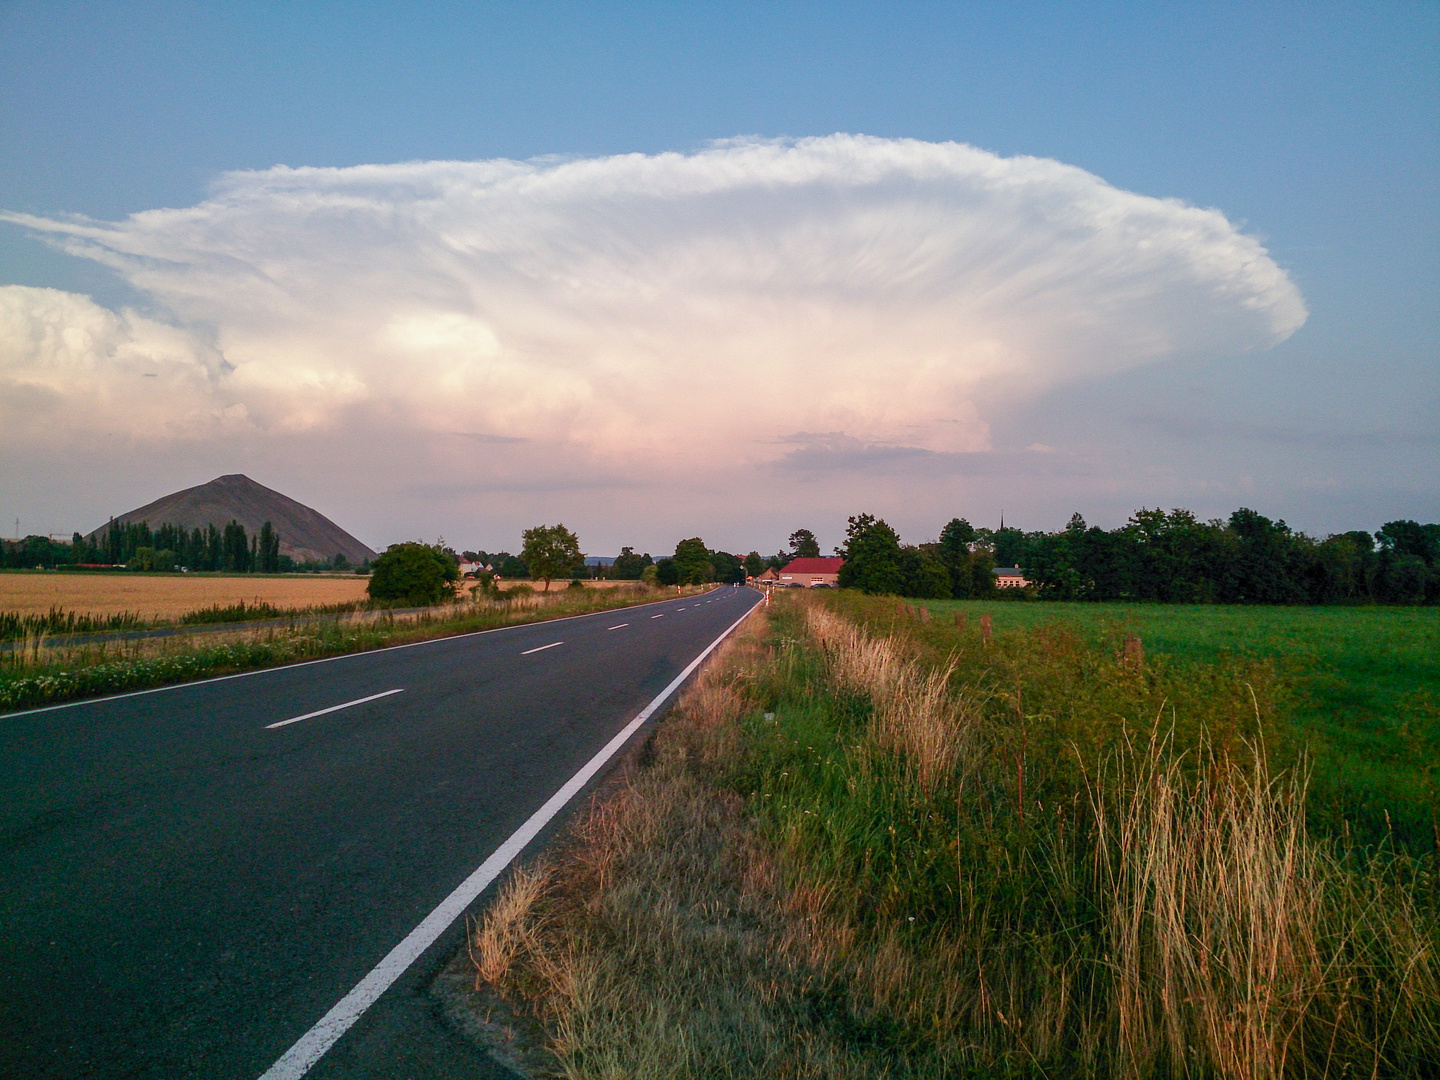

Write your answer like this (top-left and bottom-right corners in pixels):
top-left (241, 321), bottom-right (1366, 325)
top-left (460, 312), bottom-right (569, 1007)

top-left (0, 585), bottom-right (762, 1079)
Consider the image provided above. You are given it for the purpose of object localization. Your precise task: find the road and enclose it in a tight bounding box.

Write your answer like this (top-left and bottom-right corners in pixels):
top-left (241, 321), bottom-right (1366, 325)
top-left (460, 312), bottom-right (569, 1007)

top-left (0, 585), bottom-right (762, 1079)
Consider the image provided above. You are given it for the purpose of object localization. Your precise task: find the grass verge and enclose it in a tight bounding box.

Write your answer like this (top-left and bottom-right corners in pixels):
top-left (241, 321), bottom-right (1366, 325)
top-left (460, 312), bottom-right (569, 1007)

top-left (469, 592), bottom-right (1439, 1078)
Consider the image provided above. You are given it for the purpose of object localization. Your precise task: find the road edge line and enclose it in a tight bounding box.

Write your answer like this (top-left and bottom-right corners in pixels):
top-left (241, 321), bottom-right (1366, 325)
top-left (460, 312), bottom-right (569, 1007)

top-left (255, 593), bottom-right (761, 1080)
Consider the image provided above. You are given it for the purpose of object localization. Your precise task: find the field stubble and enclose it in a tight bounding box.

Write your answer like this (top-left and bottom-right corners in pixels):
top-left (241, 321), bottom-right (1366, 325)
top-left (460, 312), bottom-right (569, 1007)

top-left (0, 570), bottom-right (370, 620)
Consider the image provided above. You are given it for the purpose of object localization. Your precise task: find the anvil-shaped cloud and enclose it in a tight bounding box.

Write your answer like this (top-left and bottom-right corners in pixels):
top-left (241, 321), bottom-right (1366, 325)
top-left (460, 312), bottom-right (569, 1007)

top-left (2, 135), bottom-right (1304, 494)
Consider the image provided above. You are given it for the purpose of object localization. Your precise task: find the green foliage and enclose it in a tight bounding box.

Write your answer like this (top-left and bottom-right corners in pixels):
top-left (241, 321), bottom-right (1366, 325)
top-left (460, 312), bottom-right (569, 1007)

top-left (787, 528), bottom-right (820, 559)
top-left (898, 544), bottom-right (951, 598)
top-left (179, 600), bottom-right (287, 625)
top-left (128, 547), bottom-right (175, 572)
top-left (836, 513), bottom-right (903, 594)
top-left (566, 578), bottom-right (587, 591)
top-left (744, 551), bottom-right (765, 578)
top-left (521, 523), bottom-right (584, 590)
top-left (709, 549), bottom-right (746, 585)
top-left (611, 546), bottom-right (651, 580)
top-left (672, 538), bottom-right (712, 585)
top-left (655, 558), bottom-right (679, 586)
top-left (0, 607), bottom-right (143, 643)
top-left (366, 541), bottom-right (460, 604)
top-left (1016, 507), bottom-right (1439, 605)
top-left (258, 521), bottom-right (281, 573)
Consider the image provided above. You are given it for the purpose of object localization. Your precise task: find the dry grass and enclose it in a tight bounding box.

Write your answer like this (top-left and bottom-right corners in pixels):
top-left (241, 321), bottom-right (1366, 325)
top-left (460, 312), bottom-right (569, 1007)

top-left (469, 593), bottom-right (1440, 1078)
top-left (0, 571), bottom-right (369, 620)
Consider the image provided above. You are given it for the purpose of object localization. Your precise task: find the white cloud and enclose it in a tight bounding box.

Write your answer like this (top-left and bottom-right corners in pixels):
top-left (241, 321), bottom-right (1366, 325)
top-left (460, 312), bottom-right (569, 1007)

top-left (0, 285), bottom-right (250, 440)
top-left (2, 136), bottom-right (1315, 548)
top-left (2, 136), bottom-right (1304, 469)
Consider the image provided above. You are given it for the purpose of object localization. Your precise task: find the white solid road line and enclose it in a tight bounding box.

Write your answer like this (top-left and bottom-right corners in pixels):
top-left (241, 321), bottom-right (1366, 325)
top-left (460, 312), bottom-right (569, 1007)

top-left (606, 623), bottom-right (629, 630)
top-left (520, 641), bottom-right (564, 655)
top-left (265, 689), bottom-right (405, 730)
top-left (255, 596), bottom-right (760, 1080)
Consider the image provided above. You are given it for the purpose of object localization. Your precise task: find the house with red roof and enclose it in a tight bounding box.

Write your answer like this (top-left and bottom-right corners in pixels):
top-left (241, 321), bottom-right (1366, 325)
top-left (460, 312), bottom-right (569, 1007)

top-left (774, 556), bottom-right (845, 588)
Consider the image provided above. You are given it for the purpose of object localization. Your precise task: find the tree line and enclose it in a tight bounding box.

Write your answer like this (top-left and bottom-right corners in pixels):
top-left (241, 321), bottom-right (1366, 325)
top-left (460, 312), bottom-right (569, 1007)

top-left (0, 520), bottom-right (353, 574)
top-left (833, 507), bottom-right (1440, 605)
top-left (458, 535), bottom-right (753, 587)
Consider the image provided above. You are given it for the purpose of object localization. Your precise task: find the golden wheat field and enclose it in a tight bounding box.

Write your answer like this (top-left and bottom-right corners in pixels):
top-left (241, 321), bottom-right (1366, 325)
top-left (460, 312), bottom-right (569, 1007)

top-left (0, 572), bottom-right (371, 620)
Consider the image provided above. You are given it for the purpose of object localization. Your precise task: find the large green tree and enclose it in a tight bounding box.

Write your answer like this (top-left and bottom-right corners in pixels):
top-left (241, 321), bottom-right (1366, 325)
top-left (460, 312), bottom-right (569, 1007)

top-left (836, 514), bottom-right (904, 595)
top-left (673, 537), bottom-right (712, 585)
top-left (367, 542), bottom-right (460, 605)
top-left (521, 524), bottom-right (584, 591)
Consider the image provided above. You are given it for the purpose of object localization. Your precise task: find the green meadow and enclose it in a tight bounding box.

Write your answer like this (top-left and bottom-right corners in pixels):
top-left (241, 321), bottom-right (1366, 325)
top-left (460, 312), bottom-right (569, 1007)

top-left (918, 599), bottom-right (1440, 853)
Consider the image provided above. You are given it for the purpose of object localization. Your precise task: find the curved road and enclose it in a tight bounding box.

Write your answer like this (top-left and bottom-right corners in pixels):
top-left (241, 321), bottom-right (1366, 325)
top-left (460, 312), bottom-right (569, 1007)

top-left (0, 585), bottom-right (762, 1078)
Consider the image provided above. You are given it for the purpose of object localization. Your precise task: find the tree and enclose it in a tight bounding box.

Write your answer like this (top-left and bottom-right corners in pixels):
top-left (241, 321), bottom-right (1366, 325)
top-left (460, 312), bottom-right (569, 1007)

top-left (673, 538), bottom-right (712, 585)
top-left (520, 524), bottom-right (584, 591)
top-left (900, 545), bottom-right (951, 598)
top-left (788, 528), bottom-right (820, 559)
top-left (367, 542), bottom-right (460, 604)
top-left (258, 521), bottom-right (281, 573)
top-left (836, 514), bottom-right (904, 595)
top-left (938, 517), bottom-right (978, 598)
top-left (222, 520), bottom-right (250, 573)
top-left (710, 549), bottom-right (746, 584)
top-left (655, 558), bottom-right (679, 586)
top-left (993, 525), bottom-right (1026, 567)
top-left (612, 546), bottom-right (648, 580)
top-left (744, 551), bottom-right (765, 578)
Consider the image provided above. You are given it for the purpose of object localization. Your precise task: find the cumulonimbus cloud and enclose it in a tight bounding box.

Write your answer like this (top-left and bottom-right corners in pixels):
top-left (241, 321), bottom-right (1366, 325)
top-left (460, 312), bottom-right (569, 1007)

top-left (2, 135), bottom-right (1306, 470)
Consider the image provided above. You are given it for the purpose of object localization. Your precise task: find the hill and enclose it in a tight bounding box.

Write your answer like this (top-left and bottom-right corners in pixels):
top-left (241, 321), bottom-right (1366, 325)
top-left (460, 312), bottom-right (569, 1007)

top-left (87, 474), bottom-right (376, 566)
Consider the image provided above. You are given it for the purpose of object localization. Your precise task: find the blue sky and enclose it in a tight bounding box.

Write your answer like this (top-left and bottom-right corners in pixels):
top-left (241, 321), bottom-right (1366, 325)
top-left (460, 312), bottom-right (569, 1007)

top-left (1, 1), bottom-right (1435, 555)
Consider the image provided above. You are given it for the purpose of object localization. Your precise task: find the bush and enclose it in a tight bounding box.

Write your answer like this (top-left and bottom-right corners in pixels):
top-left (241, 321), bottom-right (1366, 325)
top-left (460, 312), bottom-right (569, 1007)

top-left (366, 542), bottom-right (459, 605)
top-left (566, 579), bottom-right (586, 591)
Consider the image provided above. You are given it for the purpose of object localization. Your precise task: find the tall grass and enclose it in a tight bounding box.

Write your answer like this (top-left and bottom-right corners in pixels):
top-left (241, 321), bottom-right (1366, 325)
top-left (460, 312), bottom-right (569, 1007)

top-left (471, 593), bottom-right (1439, 1078)
top-left (0, 606), bottom-right (144, 642)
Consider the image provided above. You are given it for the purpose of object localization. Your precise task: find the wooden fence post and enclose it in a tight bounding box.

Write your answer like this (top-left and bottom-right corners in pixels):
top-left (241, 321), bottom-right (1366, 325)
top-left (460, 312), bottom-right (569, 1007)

top-left (980, 614), bottom-right (992, 642)
top-left (1123, 636), bottom-right (1143, 667)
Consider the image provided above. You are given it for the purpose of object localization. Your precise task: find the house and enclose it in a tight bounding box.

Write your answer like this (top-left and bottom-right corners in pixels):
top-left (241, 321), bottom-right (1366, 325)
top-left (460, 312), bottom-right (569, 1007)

top-left (775, 556), bottom-right (845, 588)
top-left (993, 566), bottom-right (1030, 589)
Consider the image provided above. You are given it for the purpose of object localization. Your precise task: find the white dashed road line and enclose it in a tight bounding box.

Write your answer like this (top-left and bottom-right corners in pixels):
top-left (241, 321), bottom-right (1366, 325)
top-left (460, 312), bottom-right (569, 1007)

top-left (650, 614), bottom-right (664, 619)
top-left (266, 689), bottom-right (405, 730)
top-left (520, 641), bottom-right (564, 655)
top-left (607, 623), bottom-right (629, 630)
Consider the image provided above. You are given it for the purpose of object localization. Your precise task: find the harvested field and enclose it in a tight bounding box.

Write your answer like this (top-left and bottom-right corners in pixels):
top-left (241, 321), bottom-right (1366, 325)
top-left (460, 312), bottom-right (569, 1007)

top-left (0, 572), bottom-right (370, 620)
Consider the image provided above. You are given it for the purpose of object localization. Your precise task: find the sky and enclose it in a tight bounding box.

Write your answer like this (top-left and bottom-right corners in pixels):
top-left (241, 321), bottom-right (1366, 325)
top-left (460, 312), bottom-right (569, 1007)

top-left (1, 2), bottom-right (1436, 558)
